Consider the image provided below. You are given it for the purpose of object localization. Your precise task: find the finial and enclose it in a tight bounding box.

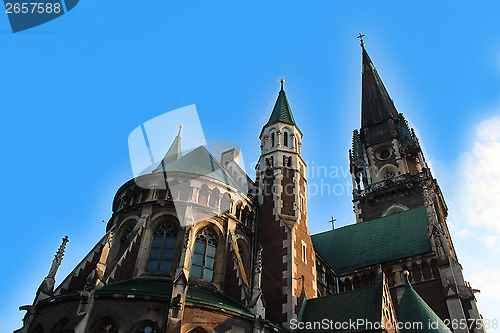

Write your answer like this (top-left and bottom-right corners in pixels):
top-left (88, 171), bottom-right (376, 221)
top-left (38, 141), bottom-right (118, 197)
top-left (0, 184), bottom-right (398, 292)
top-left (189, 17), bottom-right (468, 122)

top-left (403, 270), bottom-right (411, 285)
top-left (280, 78), bottom-right (285, 91)
top-left (201, 136), bottom-right (206, 145)
top-left (178, 124), bottom-right (183, 136)
top-left (47, 236), bottom-right (69, 279)
top-left (356, 33), bottom-right (366, 48)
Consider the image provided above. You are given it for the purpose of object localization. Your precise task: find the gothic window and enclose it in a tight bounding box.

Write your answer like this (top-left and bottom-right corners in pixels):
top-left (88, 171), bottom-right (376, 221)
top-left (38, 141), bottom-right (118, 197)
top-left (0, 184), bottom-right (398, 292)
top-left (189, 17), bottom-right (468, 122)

top-left (209, 187), bottom-right (220, 208)
top-left (120, 224), bottom-right (134, 243)
top-left (198, 185), bottom-right (209, 205)
top-left (191, 227), bottom-right (218, 282)
top-left (220, 193), bottom-right (231, 213)
top-left (283, 131), bottom-right (288, 147)
top-left (271, 132), bottom-right (275, 147)
top-left (147, 221), bottom-right (177, 273)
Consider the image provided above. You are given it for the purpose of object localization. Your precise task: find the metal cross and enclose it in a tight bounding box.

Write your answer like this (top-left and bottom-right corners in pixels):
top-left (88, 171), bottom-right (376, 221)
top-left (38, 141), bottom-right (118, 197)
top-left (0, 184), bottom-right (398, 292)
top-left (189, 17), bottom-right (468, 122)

top-left (356, 33), bottom-right (366, 47)
top-left (329, 216), bottom-right (337, 230)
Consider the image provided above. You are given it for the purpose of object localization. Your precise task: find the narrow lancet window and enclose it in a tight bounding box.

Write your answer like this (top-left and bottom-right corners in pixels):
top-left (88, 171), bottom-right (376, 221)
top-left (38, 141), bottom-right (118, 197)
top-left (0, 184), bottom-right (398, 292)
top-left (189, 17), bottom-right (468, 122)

top-left (147, 221), bottom-right (177, 273)
top-left (191, 227), bottom-right (218, 281)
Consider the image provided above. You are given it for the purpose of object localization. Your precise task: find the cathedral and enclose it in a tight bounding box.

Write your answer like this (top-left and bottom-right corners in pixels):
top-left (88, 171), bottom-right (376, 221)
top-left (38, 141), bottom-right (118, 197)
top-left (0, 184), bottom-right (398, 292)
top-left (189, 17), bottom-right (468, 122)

top-left (16, 42), bottom-right (485, 333)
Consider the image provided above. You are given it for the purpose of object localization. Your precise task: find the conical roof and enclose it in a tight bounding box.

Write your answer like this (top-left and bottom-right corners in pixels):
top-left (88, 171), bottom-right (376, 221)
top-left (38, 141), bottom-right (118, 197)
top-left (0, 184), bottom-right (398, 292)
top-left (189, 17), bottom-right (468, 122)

top-left (397, 272), bottom-right (452, 333)
top-left (361, 47), bottom-right (398, 128)
top-left (154, 125), bottom-right (183, 173)
top-left (266, 80), bottom-right (295, 126)
top-left (156, 145), bottom-right (240, 188)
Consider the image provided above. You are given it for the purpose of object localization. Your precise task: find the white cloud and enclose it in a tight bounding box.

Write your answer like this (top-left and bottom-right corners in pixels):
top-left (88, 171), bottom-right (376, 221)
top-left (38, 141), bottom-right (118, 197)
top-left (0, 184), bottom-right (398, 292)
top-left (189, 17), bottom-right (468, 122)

top-left (457, 229), bottom-right (474, 239)
top-left (458, 115), bottom-right (500, 240)
top-left (446, 114), bottom-right (500, 327)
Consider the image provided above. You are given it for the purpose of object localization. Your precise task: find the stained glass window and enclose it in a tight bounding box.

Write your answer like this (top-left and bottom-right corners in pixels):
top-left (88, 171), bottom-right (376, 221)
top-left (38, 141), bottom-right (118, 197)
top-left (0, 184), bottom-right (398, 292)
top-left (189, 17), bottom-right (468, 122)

top-left (147, 221), bottom-right (177, 273)
top-left (191, 227), bottom-right (218, 282)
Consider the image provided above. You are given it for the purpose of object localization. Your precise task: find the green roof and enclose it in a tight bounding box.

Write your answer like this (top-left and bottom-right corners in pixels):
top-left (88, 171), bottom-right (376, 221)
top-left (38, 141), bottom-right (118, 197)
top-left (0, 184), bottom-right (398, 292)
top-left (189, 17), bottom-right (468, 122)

top-left (187, 286), bottom-right (251, 316)
top-left (296, 287), bottom-right (377, 333)
top-left (162, 126), bottom-right (183, 166)
top-left (154, 146), bottom-right (240, 188)
top-left (98, 279), bottom-right (173, 298)
top-left (267, 88), bottom-right (295, 126)
top-left (97, 279), bottom-right (251, 316)
top-left (397, 276), bottom-right (452, 333)
top-left (312, 206), bottom-right (432, 274)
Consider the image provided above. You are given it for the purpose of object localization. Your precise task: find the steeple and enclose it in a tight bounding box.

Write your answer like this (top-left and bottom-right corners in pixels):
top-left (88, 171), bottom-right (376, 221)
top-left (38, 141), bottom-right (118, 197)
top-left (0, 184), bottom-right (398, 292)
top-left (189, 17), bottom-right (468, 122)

top-left (361, 46), bottom-right (399, 146)
top-left (266, 79), bottom-right (295, 126)
top-left (397, 271), bottom-right (452, 333)
top-left (154, 125), bottom-right (183, 172)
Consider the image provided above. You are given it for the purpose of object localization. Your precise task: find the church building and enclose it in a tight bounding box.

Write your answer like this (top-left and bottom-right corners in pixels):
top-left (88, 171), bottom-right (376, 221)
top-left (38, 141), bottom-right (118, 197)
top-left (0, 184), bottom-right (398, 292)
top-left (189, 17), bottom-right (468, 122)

top-left (15, 40), bottom-right (485, 333)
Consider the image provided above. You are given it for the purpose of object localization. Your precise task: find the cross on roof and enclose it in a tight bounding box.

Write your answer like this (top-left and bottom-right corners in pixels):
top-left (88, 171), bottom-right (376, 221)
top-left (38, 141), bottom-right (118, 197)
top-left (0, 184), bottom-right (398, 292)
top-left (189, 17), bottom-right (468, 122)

top-left (329, 216), bottom-right (337, 230)
top-left (356, 33), bottom-right (366, 48)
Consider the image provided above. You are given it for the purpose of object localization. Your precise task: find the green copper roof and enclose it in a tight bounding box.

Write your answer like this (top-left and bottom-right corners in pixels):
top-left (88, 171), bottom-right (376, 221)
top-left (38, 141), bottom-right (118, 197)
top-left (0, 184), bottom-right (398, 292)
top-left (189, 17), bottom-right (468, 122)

top-left (163, 126), bottom-right (183, 165)
top-left (155, 145), bottom-right (240, 188)
top-left (397, 276), bottom-right (452, 333)
top-left (311, 206), bottom-right (432, 274)
top-left (98, 279), bottom-right (173, 298)
top-left (187, 285), bottom-right (251, 316)
top-left (153, 126), bottom-right (183, 173)
top-left (296, 287), bottom-right (377, 333)
top-left (267, 85), bottom-right (295, 126)
top-left (97, 279), bottom-right (251, 316)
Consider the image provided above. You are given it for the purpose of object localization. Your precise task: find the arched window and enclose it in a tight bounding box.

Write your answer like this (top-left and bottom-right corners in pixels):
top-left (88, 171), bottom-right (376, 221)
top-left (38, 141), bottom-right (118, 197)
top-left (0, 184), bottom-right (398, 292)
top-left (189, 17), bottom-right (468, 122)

top-left (198, 185), bottom-right (209, 206)
top-left (147, 221), bottom-right (177, 273)
top-left (271, 132), bottom-right (275, 147)
top-left (191, 227), bottom-right (218, 282)
top-left (220, 193), bottom-right (231, 213)
top-left (209, 187), bottom-right (220, 208)
top-left (283, 132), bottom-right (288, 147)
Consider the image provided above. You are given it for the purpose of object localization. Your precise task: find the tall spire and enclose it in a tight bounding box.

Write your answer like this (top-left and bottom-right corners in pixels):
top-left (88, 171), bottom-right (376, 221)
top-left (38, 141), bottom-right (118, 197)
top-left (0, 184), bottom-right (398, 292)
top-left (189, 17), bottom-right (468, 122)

top-left (154, 125), bottom-right (183, 172)
top-left (361, 45), bottom-right (398, 145)
top-left (266, 79), bottom-right (295, 126)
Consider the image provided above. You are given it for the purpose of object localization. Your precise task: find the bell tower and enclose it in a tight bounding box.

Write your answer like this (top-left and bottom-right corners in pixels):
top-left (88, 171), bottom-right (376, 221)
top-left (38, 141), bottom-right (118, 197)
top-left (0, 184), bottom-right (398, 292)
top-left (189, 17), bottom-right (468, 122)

top-left (255, 80), bottom-right (317, 329)
top-left (350, 44), bottom-right (432, 223)
top-left (349, 39), bottom-right (485, 331)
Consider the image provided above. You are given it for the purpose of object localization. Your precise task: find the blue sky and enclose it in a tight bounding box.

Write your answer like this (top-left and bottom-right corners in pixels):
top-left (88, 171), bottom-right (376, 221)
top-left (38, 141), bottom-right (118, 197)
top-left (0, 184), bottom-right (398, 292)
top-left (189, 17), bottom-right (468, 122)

top-left (1, 1), bottom-right (499, 331)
